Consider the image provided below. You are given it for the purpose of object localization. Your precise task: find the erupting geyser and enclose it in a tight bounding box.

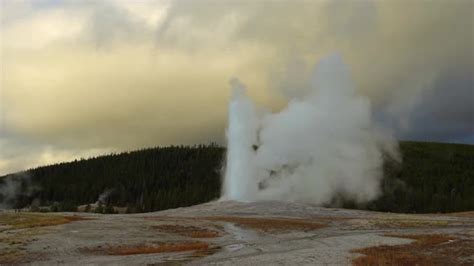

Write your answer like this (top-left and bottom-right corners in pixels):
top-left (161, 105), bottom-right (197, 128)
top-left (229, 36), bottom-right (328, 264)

top-left (223, 54), bottom-right (398, 204)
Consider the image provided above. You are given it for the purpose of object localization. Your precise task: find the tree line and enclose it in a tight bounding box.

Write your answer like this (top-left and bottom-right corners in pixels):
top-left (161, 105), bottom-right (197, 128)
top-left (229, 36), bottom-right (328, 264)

top-left (0, 144), bottom-right (223, 213)
top-left (0, 141), bottom-right (473, 213)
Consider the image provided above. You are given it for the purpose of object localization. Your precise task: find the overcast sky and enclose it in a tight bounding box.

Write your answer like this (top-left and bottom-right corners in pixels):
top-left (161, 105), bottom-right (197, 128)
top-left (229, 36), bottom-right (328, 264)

top-left (1, 0), bottom-right (473, 175)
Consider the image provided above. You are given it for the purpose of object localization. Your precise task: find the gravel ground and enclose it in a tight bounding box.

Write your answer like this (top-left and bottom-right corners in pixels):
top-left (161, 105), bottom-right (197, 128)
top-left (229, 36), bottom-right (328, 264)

top-left (3, 200), bottom-right (473, 265)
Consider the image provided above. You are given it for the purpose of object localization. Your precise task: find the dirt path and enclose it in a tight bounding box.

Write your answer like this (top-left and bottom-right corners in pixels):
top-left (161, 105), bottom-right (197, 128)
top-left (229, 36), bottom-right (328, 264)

top-left (2, 201), bottom-right (473, 265)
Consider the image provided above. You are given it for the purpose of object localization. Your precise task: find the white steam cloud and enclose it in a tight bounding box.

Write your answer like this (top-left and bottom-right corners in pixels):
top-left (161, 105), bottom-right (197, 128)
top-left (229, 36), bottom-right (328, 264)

top-left (223, 54), bottom-right (398, 204)
top-left (96, 188), bottom-right (115, 205)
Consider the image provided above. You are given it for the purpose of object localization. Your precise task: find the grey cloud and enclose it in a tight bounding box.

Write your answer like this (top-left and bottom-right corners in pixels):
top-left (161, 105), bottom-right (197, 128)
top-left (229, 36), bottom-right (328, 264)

top-left (1, 0), bottom-right (473, 174)
top-left (400, 70), bottom-right (474, 143)
top-left (375, 68), bottom-right (474, 144)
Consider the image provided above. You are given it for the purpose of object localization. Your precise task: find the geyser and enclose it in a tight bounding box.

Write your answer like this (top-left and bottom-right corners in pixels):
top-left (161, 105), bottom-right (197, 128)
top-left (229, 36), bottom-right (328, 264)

top-left (223, 54), bottom-right (397, 204)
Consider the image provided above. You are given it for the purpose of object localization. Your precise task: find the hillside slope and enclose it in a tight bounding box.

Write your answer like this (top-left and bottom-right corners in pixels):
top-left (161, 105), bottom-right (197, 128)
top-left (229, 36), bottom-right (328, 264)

top-left (0, 141), bottom-right (473, 213)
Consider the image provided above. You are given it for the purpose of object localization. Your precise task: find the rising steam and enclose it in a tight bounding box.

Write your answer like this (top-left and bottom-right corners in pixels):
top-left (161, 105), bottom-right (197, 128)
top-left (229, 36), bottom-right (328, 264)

top-left (223, 54), bottom-right (398, 205)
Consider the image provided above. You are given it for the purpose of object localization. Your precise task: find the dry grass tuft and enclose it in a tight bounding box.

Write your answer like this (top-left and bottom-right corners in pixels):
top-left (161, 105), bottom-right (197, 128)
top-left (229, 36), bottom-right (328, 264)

top-left (205, 216), bottom-right (326, 232)
top-left (446, 211), bottom-right (474, 218)
top-left (152, 224), bottom-right (221, 238)
top-left (370, 216), bottom-right (449, 229)
top-left (0, 213), bottom-right (91, 264)
top-left (352, 234), bottom-right (474, 266)
top-left (0, 213), bottom-right (91, 230)
top-left (82, 242), bottom-right (210, 256)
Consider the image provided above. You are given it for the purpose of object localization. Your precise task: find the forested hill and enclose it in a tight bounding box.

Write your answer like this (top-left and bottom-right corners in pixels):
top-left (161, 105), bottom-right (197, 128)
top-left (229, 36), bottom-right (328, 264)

top-left (373, 141), bottom-right (474, 213)
top-left (0, 144), bottom-right (224, 213)
top-left (0, 141), bottom-right (473, 214)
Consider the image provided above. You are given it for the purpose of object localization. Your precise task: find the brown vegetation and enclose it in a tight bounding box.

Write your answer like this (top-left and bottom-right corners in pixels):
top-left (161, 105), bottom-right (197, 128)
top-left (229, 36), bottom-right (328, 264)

top-left (152, 224), bottom-right (221, 238)
top-left (352, 234), bottom-right (474, 265)
top-left (0, 213), bottom-right (91, 230)
top-left (0, 213), bottom-right (91, 264)
top-left (205, 216), bottom-right (326, 232)
top-left (82, 242), bottom-right (210, 256)
top-left (370, 217), bottom-right (449, 229)
top-left (445, 211), bottom-right (474, 218)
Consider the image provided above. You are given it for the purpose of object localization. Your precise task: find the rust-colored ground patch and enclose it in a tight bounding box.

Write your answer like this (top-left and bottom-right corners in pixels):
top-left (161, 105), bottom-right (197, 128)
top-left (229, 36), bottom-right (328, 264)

top-left (205, 216), bottom-right (326, 232)
top-left (82, 242), bottom-right (210, 256)
top-left (152, 224), bottom-right (221, 238)
top-left (352, 234), bottom-right (474, 266)
top-left (33, 215), bottom-right (92, 228)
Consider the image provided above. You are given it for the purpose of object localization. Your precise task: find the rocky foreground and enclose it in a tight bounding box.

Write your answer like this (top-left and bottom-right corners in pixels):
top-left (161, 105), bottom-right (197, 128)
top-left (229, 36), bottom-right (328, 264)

top-left (1, 201), bottom-right (473, 265)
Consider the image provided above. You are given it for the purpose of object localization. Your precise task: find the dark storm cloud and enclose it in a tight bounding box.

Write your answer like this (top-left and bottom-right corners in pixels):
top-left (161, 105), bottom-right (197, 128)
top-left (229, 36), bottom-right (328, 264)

top-left (400, 70), bottom-right (474, 143)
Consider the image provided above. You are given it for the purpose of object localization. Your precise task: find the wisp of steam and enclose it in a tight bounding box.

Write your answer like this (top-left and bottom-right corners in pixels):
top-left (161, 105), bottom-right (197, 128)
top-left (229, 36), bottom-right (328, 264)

top-left (223, 54), bottom-right (398, 205)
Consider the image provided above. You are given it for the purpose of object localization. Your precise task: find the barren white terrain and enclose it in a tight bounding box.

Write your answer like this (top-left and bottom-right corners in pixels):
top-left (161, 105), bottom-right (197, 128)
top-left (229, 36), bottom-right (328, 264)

top-left (1, 201), bottom-right (473, 265)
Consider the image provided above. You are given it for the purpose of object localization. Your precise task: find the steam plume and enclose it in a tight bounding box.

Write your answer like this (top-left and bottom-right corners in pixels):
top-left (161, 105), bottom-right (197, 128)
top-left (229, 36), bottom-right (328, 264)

top-left (223, 54), bottom-right (397, 204)
top-left (96, 188), bottom-right (115, 205)
top-left (0, 173), bottom-right (35, 209)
